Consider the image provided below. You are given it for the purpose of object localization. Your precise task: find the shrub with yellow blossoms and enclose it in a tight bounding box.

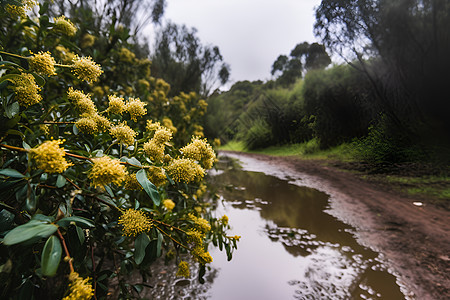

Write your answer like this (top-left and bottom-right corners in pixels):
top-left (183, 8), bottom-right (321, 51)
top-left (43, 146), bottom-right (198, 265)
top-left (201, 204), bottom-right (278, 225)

top-left (0, 2), bottom-right (238, 299)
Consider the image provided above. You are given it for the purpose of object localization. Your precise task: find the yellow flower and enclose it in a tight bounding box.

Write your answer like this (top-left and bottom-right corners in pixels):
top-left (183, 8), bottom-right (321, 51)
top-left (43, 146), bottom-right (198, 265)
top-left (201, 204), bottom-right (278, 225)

top-left (54, 15), bottom-right (77, 37)
top-left (29, 51), bottom-right (56, 76)
top-left (143, 140), bottom-right (164, 163)
top-left (162, 117), bottom-right (177, 134)
top-left (124, 173), bottom-right (142, 190)
top-left (163, 199), bottom-right (175, 211)
top-left (88, 156), bottom-right (127, 187)
top-left (153, 127), bottom-right (172, 145)
top-left (11, 73), bottom-right (42, 107)
top-left (125, 97), bottom-right (147, 121)
top-left (220, 215), bottom-right (229, 226)
top-left (76, 117), bottom-right (98, 134)
top-left (80, 33), bottom-right (96, 48)
top-left (198, 99), bottom-right (208, 111)
top-left (63, 272), bottom-right (94, 300)
top-left (5, 0), bottom-right (37, 18)
top-left (118, 209), bottom-right (152, 237)
top-left (176, 261), bottom-right (190, 278)
top-left (30, 140), bottom-right (73, 173)
top-left (188, 213), bottom-right (211, 233)
top-left (107, 95), bottom-right (126, 114)
top-left (191, 246), bottom-right (213, 265)
top-left (67, 88), bottom-right (97, 115)
top-left (192, 124), bottom-right (204, 137)
top-left (92, 113), bottom-right (111, 132)
top-left (181, 137), bottom-right (216, 169)
top-left (138, 79), bottom-right (150, 90)
top-left (165, 158), bottom-right (205, 184)
top-left (119, 47), bottom-right (136, 63)
top-left (71, 55), bottom-right (103, 83)
top-left (147, 166), bottom-right (167, 187)
top-left (109, 122), bottom-right (137, 146)
top-left (55, 46), bottom-right (76, 63)
top-left (146, 120), bottom-right (161, 132)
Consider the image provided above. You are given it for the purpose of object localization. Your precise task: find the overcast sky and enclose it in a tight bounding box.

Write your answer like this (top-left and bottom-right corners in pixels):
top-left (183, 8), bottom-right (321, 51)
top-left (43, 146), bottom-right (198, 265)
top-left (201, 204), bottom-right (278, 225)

top-left (159, 0), bottom-right (323, 87)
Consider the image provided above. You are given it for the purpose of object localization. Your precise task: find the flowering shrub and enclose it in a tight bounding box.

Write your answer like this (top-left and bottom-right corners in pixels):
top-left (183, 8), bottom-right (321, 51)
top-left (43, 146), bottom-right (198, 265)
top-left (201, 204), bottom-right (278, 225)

top-left (0, 1), bottom-right (238, 298)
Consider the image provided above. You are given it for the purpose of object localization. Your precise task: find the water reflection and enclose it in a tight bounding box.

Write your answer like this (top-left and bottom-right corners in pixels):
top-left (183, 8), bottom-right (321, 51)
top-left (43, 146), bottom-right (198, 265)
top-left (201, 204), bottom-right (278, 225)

top-left (207, 156), bottom-right (406, 300)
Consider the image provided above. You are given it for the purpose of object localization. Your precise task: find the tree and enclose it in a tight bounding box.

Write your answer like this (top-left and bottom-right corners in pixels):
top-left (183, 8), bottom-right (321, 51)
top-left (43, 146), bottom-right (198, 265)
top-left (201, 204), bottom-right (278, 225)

top-left (314, 0), bottom-right (450, 149)
top-left (270, 42), bottom-right (331, 86)
top-left (151, 22), bottom-right (230, 97)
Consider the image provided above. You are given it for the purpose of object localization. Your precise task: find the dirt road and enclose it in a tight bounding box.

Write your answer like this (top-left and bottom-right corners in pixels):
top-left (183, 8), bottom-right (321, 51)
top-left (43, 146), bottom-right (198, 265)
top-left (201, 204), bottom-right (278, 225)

top-left (221, 151), bottom-right (450, 300)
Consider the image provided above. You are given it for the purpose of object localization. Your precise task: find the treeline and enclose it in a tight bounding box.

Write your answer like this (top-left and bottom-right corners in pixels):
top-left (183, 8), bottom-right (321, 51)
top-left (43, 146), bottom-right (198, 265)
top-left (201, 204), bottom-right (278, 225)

top-left (205, 0), bottom-right (450, 164)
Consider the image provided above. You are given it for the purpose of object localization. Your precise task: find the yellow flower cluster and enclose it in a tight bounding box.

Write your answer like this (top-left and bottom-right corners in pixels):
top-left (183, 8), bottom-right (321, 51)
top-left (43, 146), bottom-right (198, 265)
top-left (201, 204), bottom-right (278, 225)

top-left (119, 47), bottom-right (136, 63)
top-left (191, 246), bottom-right (213, 264)
top-left (92, 113), bottom-right (111, 131)
top-left (29, 51), bottom-right (56, 76)
top-left (143, 140), bottom-right (164, 163)
top-left (55, 46), bottom-right (76, 63)
top-left (163, 199), bottom-right (175, 211)
top-left (165, 158), bottom-right (205, 184)
top-left (67, 88), bottom-right (96, 115)
top-left (181, 137), bottom-right (216, 169)
top-left (107, 95), bottom-right (126, 114)
top-left (126, 97), bottom-right (147, 121)
top-left (176, 261), bottom-right (190, 278)
top-left (75, 116), bottom-right (97, 134)
top-left (12, 73), bottom-right (42, 107)
top-left (147, 166), bottom-right (167, 187)
top-left (153, 127), bottom-right (172, 145)
top-left (138, 79), bottom-right (150, 90)
top-left (30, 140), bottom-right (73, 173)
top-left (124, 173), bottom-right (142, 190)
top-left (195, 183), bottom-right (207, 199)
top-left (5, 0), bottom-right (37, 18)
top-left (188, 213), bottom-right (211, 233)
top-left (81, 33), bottom-right (96, 48)
top-left (71, 55), bottom-right (103, 83)
top-left (186, 228), bottom-right (213, 264)
top-left (88, 156), bottom-right (127, 187)
top-left (162, 117), bottom-right (178, 134)
top-left (109, 122), bottom-right (137, 146)
top-left (118, 209), bottom-right (152, 237)
top-left (63, 272), bottom-right (94, 300)
top-left (54, 15), bottom-right (77, 37)
top-left (146, 120), bottom-right (161, 132)
top-left (220, 215), bottom-right (229, 226)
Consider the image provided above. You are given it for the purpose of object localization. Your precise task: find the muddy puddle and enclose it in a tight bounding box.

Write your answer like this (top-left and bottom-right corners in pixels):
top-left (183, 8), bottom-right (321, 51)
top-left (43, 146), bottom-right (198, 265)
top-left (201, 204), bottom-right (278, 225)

top-left (146, 154), bottom-right (409, 299)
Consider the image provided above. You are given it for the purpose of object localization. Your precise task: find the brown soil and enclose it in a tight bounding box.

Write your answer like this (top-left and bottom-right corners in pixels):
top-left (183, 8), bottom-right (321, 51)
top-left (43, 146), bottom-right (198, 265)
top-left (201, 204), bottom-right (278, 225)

top-left (221, 151), bottom-right (450, 300)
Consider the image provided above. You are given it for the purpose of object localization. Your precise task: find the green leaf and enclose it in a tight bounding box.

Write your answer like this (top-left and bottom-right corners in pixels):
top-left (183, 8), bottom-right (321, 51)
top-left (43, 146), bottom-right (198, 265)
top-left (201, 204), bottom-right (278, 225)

top-left (57, 216), bottom-right (94, 228)
top-left (136, 169), bottom-right (160, 206)
top-left (134, 233), bottom-right (150, 265)
top-left (3, 222), bottom-right (58, 245)
top-left (156, 230), bottom-right (163, 258)
top-left (41, 235), bottom-right (62, 277)
top-left (5, 102), bottom-right (20, 118)
top-left (0, 168), bottom-right (25, 178)
top-left (31, 214), bottom-right (54, 223)
top-left (0, 210), bottom-right (15, 232)
top-left (22, 141), bottom-right (31, 150)
top-left (56, 175), bottom-right (66, 188)
top-left (6, 129), bottom-right (24, 139)
top-left (76, 226), bottom-right (85, 244)
top-left (31, 73), bottom-right (45, 87)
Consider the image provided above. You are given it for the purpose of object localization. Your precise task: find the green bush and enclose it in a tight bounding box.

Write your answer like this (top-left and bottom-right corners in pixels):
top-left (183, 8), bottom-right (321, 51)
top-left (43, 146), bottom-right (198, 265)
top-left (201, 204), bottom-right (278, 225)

top-left (0, 2), bottom-right (238, 299)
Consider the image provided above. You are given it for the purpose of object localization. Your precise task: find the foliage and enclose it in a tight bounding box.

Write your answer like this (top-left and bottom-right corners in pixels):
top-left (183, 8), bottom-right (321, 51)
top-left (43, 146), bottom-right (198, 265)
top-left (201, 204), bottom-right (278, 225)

top-left (151, 22), bottom-right (230, 97)
top-left (0, 2), bottom-right (238, 299)
top-left (315, 0), bottom-right (450, 150)
top-left (302, 64), bottom-right (375, 148)
top-left (271, 41), bottom-right (331, 87)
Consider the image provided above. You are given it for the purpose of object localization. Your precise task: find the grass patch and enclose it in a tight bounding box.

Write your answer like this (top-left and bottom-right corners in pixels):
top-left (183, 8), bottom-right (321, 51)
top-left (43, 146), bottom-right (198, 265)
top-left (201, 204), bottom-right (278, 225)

top-left (220, 139), bottom-right (355, 161)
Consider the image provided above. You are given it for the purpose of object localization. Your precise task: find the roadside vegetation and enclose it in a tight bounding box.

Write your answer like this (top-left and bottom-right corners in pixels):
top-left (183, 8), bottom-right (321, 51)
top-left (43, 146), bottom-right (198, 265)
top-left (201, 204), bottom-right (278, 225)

top-left (205, 0), bottom-right (450, 209)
